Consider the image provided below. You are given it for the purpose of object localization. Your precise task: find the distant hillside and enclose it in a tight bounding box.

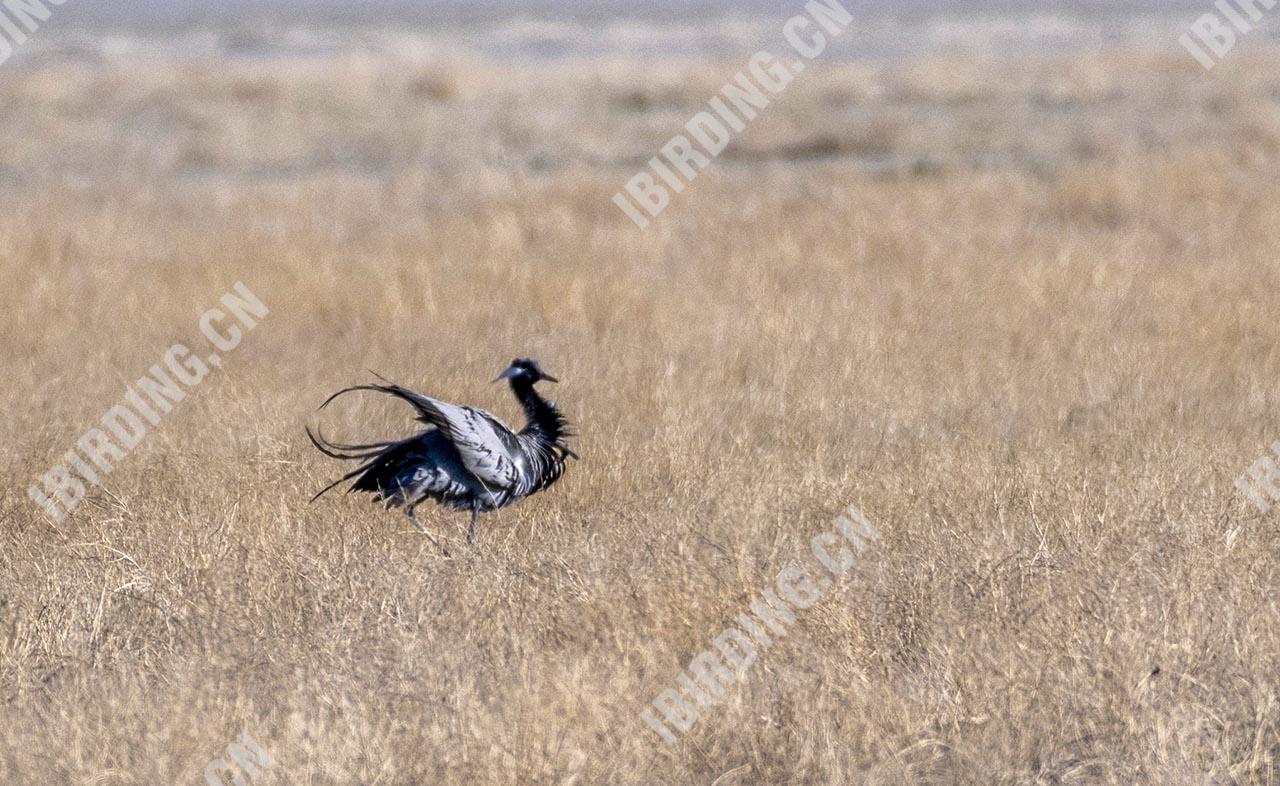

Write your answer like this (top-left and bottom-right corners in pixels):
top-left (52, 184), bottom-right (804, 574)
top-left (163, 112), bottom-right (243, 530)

top-left (55, 0), bottom-right (1209, 30)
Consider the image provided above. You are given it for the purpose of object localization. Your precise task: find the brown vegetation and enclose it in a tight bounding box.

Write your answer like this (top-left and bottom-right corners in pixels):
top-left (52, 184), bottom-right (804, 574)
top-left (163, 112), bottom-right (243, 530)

top-left (2, 34), bottom-right (1280, 786)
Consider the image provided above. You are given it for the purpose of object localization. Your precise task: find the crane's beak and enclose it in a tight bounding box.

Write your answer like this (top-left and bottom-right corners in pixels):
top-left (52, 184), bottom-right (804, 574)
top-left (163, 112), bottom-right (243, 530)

top-left (491, 367), bottom-right (558, 384)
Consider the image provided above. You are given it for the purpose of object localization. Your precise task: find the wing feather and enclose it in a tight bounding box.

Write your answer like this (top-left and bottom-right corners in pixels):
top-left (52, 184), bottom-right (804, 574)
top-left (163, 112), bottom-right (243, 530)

top-left (329, 382), bottom-right (521, 491)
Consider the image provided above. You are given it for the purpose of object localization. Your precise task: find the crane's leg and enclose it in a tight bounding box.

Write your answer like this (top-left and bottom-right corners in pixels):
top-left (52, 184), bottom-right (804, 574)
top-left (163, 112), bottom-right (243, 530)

top-left (407, 504), bottom-right (449, 556)
top-left (467, 507), bottom-right (479, 545)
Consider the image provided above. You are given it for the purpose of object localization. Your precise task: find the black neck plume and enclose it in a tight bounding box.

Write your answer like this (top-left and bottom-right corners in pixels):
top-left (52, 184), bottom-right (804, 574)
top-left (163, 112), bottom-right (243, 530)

top-left (509, 378), bottom-right (570, 445)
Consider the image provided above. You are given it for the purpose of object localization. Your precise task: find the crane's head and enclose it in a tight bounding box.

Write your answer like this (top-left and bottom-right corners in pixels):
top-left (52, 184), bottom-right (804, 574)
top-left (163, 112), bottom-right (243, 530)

top-left (493, 357), bottom-right (559, 385)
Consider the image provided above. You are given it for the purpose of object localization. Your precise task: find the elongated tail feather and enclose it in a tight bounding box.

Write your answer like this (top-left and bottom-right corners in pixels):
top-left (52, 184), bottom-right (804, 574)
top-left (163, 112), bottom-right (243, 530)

top-left (306, 426), bottom-right (393, 501)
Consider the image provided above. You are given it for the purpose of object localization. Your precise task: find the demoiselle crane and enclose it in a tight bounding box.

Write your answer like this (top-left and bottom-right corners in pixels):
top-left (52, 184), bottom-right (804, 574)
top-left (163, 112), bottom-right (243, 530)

top-left (308, 359), bottom-right (577, 547)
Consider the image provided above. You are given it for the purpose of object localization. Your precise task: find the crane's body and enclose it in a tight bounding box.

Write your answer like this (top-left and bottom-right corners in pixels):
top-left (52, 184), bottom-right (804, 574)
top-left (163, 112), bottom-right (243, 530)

top-left (309, 359), bottom-right (576, 546)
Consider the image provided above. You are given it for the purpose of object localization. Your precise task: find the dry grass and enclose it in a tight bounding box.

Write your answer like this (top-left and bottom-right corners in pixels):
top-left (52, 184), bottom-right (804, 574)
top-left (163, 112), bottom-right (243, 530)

top-left (3, 33), bottom-right (1280, 786)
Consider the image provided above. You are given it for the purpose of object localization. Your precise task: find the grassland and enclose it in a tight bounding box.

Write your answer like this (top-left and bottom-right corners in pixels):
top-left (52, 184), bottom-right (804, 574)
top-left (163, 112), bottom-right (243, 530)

top-left (3, 31), bottom-right (1280, 786)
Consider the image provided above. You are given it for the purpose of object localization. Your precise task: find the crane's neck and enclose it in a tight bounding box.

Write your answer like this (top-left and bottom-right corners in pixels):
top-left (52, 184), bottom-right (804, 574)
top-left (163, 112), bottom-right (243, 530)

top-left (509, 378), bottom-right (565, 444)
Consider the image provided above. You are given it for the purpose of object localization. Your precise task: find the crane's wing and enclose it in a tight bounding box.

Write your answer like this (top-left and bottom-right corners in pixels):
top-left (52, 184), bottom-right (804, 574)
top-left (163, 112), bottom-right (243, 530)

top-left (320, 382), bottom-right (521, 491)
